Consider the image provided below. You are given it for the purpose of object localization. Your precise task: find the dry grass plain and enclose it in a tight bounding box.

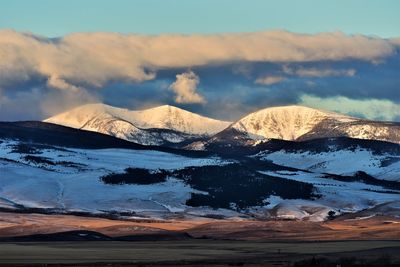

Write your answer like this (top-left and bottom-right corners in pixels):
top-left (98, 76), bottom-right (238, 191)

top-left (0, 240), bottom-right (399, 266)
top-left (0, 212), bottom-right (399, 266)
top-left (0, 212), bottom-right (399, 241)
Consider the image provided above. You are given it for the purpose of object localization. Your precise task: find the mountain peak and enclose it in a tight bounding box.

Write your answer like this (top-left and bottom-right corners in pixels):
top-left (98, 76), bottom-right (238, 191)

top-left (141, 104), bottom-right (188, 113)
top-left (130, 104), bottom-right (231, 134)
top-left (44, 103), bottom-right (232, 145)
top-left (231, 105), bottom-right (356, 141)
top-left (155, 104), bottom-right (177, 109)
top-left (247, 105), bottom-right (349, 117)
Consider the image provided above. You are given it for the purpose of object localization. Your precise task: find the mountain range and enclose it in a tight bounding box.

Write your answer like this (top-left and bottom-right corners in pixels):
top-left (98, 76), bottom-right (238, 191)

top-left (45, 103), bottom-right (400, 147)
top-left (1, 103), bottom-right (399, 222)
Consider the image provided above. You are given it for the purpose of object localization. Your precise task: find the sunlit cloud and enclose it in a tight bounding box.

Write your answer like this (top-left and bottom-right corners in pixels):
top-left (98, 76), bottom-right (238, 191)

top-left (0, 30), bottom-right (396, 92)
top-left (169, 71), bottom-right (206, 104)
top-left (0, 30), bottom-right (399, 121)
top-left (255, 76), bottom-right (286, 85)
top-left (47, 75), bottom-right (82, 92)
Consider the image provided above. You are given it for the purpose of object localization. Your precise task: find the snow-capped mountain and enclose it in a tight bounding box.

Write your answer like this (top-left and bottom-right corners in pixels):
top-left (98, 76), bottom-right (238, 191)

top-left (44, 104), bottom-right (231, 146)
top-left (232, 105), bottom-right (355, 140)
top-left (207, 105), bottom-right (400, 147)
top-left (45, 104), bottom-right (400, 148)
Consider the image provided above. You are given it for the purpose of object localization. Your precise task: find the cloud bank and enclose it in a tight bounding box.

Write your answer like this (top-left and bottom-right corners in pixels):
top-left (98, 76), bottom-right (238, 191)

top-left (0, 30), bottom-right (397, 92)
top-left (299, 95), bottom-right (400, 121)
top-left (0, 30), bottom-right (399, 121)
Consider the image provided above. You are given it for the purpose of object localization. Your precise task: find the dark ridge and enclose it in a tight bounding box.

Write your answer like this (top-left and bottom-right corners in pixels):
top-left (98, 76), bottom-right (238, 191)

top-left (322, 171), bottom-right (400, 191)
top-left (0, 230), bottom-right (193, 242)
top-left (101, 168), bottom-right (168, 185)
top-left (115, 232), bottom-right (193, 241)
top-left (55, 161), bottom-right (87, 169)
top-left (205, 132), bottom-right (400, 156)
top-left (0, 157), bottom-right (19, 164)
top-left (0, 121), bottom-right (212, 158)
top-left (0, 230), bottom-right (112, 242)
top-left (23, 155), bottom-right (55, 165)
top-left (267, 136), bottom-right (400, 155)
top-left (0, 206), bottom-right (140, 220)
top-left (2, 154), bottom-right (87, 170)
top-left (203, 128), bottom-right (256, 156)
top-left (363, 189), bottom-right (400, 194)
top-left (9, 143), bottom-right (42, 154)
top-left (0, 121), bottom-right (147, 149)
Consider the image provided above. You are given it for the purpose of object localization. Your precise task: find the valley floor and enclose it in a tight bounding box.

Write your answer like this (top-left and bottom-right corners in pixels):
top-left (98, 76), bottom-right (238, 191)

top-left (0, 240), bottom-right (399, 266)
top-left (0, 212), bottom-right (399, 266)
top-left (0, 212), bottom-right (399, 241)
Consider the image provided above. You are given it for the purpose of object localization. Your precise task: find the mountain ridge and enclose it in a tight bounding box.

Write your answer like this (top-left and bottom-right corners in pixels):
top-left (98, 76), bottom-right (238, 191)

top-left (44, 103), bottom-right (231, 146)
top-left (231, 105), bottom-right (356, 140)
top-left (44, 103), bottom-right (400, 146)
top-left (212, 105), bottom-right (400, 146)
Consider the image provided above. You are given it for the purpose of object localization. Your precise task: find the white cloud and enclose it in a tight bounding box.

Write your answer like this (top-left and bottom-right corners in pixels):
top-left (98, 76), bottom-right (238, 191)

top-left (0, 30), bottom-right (397, 92)
top-left (47, 75), bottom-right (81, 92)
top-left (169, 71), bottom-right (205, 104)
top-left (299, 94), bottom-right (400, 121)
top-left (284, 66), bottom-right (356, 77)
top-left (255, 76), bottom-right (286, 85)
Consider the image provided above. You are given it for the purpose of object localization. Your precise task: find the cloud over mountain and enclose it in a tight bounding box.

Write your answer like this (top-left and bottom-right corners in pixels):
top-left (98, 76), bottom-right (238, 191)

top-left (169, 71), bottom-right (205, 104)
top-left (0, 30), bottom-right (397, 92)
top-left (0, 30), bottom-right (399, 121)
top-left (299, 95), bottom-right (400, 121)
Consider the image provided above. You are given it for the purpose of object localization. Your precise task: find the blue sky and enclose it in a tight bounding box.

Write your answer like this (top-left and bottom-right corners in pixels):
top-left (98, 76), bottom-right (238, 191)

top-left (1, 0), bottom-right (399, 37)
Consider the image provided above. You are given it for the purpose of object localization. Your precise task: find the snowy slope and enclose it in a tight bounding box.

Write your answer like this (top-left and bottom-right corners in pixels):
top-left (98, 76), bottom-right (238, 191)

top-left (44, 104), bottom-right (231, 145)
top-left (0, 138), bottom-right (229, 217)
top-left (2, 120), bottom-right (400, 222)
top-left (258, 167), bottom-right (400, 221)
top-left (248, 144), bottom-right (400, 221)
top-left (232, 105), bottom-right (355, 140)
top-left (1, 136), bottom-right (400, 221)
top-left (259, 148), bottom-right (400, 182)
top-left (225, 105), bottom-right (400, 144)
